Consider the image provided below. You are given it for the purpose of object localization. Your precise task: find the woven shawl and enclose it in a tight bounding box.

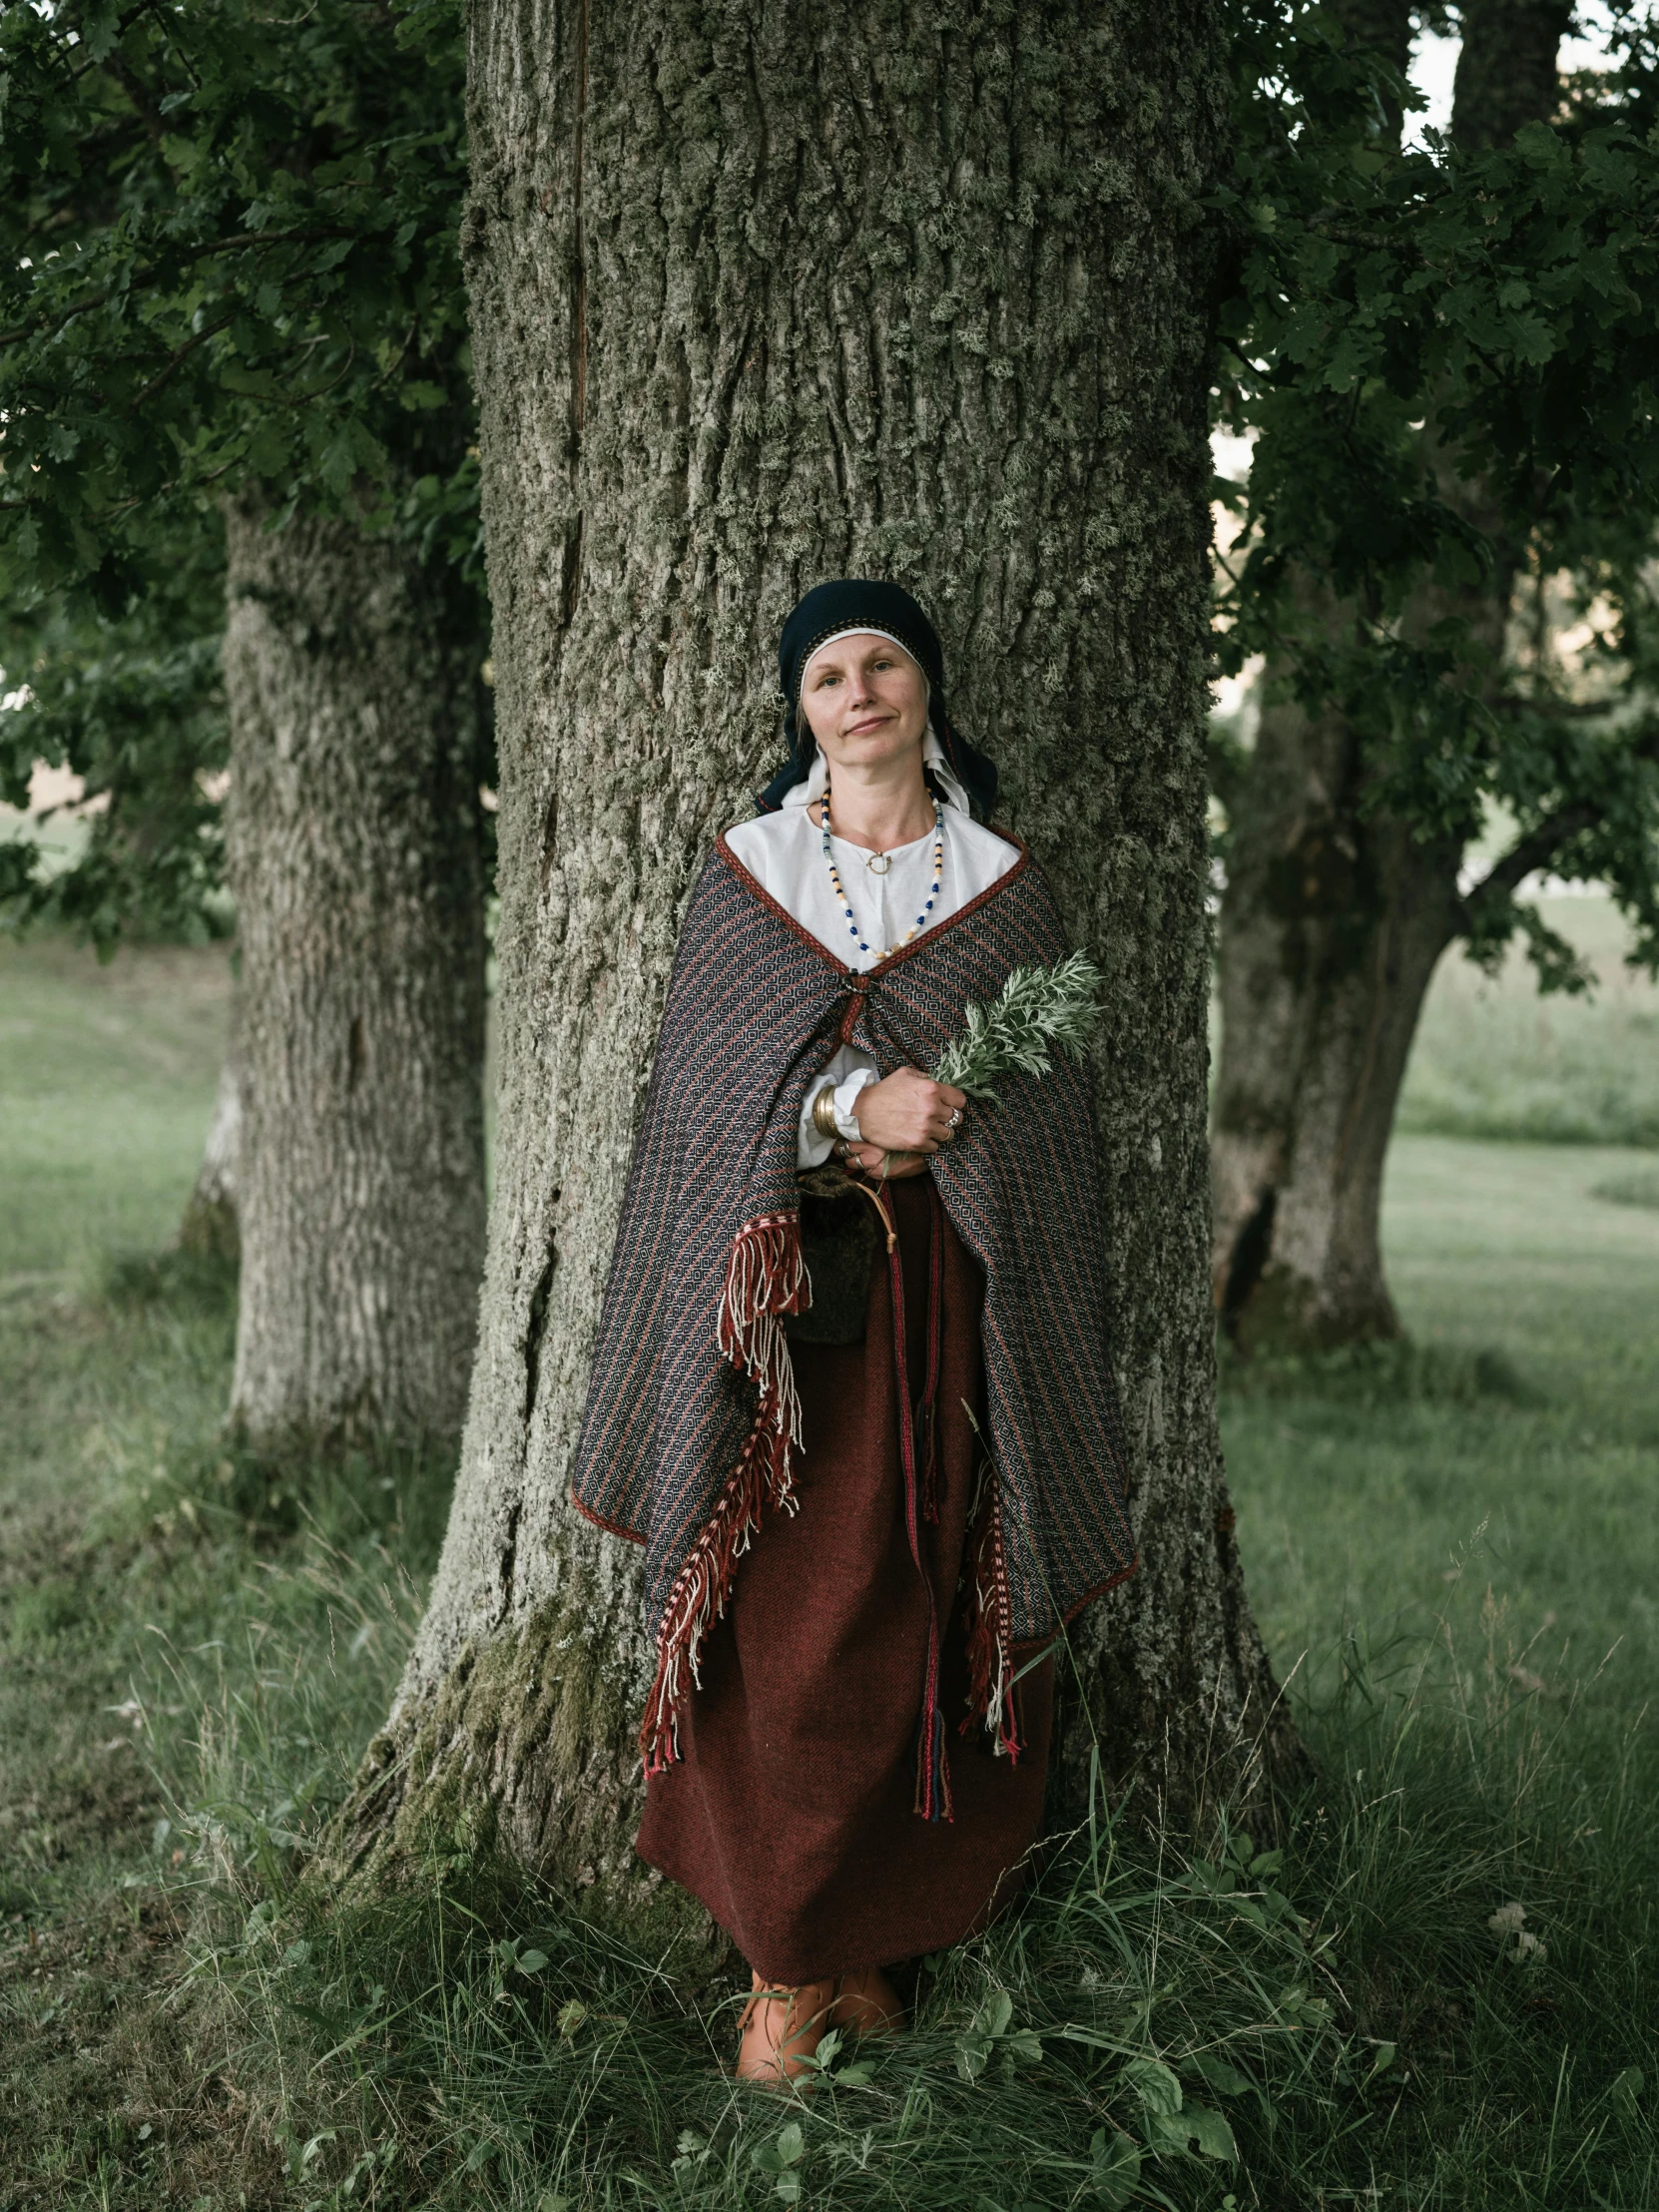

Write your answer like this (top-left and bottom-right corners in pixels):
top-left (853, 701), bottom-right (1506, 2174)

top-left (569, 832), bottom-right (1138, 1775)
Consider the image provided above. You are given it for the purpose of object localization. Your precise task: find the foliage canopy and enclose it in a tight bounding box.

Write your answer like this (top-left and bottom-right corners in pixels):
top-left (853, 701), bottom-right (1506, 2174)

top-left (1215, 2), bottom-right (1659, 981)
top-left (5, 2), bottom-right (1659, 964)
top-left (0, 0), bottom-right (476, 942)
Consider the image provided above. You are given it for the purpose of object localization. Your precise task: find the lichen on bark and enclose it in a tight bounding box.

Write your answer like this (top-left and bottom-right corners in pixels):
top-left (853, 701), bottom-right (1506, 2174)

top-left (346, 0), bottom-right (1296, 1916)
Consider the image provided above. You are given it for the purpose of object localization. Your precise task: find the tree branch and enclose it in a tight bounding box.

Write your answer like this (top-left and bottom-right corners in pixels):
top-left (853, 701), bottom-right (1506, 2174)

top-left (0, 230), bottom-right (356, 348)
top-left (126, 315), bottom-right (235, 409)
top-left (1459, 801), bottom-right (1601, 921)
top-left (1491, 691), bottom-right (1628, 721)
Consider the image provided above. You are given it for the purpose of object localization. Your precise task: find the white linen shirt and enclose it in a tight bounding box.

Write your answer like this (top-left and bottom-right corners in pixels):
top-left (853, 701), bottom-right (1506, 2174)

top-left (724, 799), bottom-right (1019, 1167)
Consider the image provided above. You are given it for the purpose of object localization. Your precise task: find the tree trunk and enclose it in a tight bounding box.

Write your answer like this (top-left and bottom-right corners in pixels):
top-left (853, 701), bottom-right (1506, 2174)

top-left (178, 986), bottom-right (242, 1265)
top-left (343, 0), bottom-right (1293, 1920)
top-left (223, 502), bottom-right (488, 1447)
top-left (1210, 0), bottom-right (1568, 1354)
top-left (1211, 671), bottom-right (1464, 1352)
top-left (1451, 0), bottom-right (1573, 153)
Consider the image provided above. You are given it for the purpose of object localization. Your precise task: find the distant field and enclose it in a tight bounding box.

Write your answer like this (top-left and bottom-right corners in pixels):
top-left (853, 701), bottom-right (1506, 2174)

top-left (1398, 893), bottom-right (1659, 1148)
top-left (1227, 1133), bottom-right (1659, 1714)
top-left (0, 935), bottom-right (231, 1284)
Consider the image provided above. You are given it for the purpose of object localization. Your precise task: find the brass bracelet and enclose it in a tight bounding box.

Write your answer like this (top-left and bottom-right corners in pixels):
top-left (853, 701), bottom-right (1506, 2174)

top-left (812, 1082), bottom-right (841, 1140)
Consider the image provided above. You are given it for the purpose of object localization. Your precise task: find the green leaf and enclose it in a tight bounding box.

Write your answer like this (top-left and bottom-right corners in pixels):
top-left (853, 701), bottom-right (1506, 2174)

top-left (1089, 2128), bottom-right (1142, 2209)
top-left (1610, 2066), bottom-right (1644, 2110)
top-left (1189, 1858), bottom-right (1237, 1897)
top-left (1191, 2052), bottom-right (1254, 2098)
top-left (245, 422), bottom-right (291, 478)
top-left (1513, 119), bottom-right (1566, 170)
top-left (956, 2033), bottom-right (992, 2082)
top-left (980, 1989), bottom-right (1014, 2039)
top-left (515, 1948), bottom-right (548, 1974)
top-left (751, 2121), bottom-right (805, 2176)
top-left (1149, 2102), bottom-right (1238, 2161)
top-left (1183, 2104), bottom-right (1239, 2162)
top-left (318, 436), bottom-right (358, 496)
top-left (1123, 2056), bottom-right (1183, 2118)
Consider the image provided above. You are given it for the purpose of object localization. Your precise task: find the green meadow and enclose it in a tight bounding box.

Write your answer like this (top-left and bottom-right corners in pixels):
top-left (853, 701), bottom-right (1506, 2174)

top-left (1, 911), bottom-right (1655, 2210)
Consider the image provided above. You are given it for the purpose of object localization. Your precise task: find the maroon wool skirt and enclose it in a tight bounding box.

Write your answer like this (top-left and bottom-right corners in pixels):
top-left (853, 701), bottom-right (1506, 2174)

top-left (635, 1174), bottom-right (1053, 1983)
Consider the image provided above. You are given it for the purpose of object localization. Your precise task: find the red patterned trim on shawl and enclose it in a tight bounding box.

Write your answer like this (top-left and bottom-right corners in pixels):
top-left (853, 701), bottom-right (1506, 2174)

top-left (714, 824), bottom-right (1030, 984)
top-left (570, 1492), bottom-right (647, 1546)
top-left (639, 1211), bottom-right (809, 1775)
top-left (960, 1491), bottom-right (1140, 1758)
top-left (1061, 1557), bottom-right (1141, 1623)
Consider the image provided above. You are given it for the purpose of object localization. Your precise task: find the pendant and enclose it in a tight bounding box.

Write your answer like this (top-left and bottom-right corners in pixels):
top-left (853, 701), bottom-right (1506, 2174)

top-left (866, 850), bottom-right (892, 875)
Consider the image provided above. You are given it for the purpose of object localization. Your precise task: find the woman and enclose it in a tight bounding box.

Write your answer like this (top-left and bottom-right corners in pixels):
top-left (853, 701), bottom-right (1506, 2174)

top-left (571, 580), bottom-right (1136, 2083)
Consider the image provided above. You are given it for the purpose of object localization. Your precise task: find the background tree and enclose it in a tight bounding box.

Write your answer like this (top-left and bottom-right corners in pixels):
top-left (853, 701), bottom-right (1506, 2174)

top-left (1209, 0), bottom-right (1659, 1355)
top-left (341, 0), bottom-right (1299, 1913)
top-left (0, 535), bottom-right (228, 951)
top-left (0, 528), bottom-right (239, 1257)
top-left (0, 0), bottom-right (491, 1441)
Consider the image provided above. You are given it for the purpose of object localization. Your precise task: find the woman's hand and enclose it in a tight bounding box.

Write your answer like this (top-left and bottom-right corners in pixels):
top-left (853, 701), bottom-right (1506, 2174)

top-left (847, 1067), bottom-right (968, 1177)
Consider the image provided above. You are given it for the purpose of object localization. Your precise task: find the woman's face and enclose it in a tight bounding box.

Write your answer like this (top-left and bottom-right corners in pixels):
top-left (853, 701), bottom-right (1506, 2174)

top-left (798, 634), bottom-right (928, 778)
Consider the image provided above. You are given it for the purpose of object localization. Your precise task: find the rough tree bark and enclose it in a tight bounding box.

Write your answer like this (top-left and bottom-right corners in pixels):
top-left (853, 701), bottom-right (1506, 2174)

top-left (344, 0), bottom-right (1294, 1924)
top-left (1210, 0), bottom-right (1572, 1355)
top-left (224, 502), bottom-right (488, 1446)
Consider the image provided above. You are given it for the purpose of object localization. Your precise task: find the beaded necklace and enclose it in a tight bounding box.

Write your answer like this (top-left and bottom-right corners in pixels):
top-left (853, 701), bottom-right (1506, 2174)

top-left (820, 778), bottom-right (944, 962)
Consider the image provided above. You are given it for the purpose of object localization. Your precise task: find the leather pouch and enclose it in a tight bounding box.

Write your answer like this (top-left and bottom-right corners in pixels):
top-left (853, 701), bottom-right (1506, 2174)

top-left (786, 1165), bottom-right (884, 1346)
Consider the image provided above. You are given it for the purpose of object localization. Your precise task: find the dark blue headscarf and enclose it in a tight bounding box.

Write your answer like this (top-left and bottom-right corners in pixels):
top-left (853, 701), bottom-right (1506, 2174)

top-left (757, 578), bottom-right (998, 819)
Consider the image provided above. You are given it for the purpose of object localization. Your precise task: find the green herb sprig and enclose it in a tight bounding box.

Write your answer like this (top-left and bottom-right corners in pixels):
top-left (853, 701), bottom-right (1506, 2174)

top-left (932, 952), bottom-right (1103, 1100)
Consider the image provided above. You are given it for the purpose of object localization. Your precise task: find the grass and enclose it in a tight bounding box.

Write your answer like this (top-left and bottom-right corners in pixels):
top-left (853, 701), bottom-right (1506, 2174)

top-left (1397, 894), bottom-right (1659, 1149)
top-left (1, 933), bottom-right (1656, 2209)
top-left (0, 932), bottom-right (234, 1280)
top-left (1226, 1137), bottom-right (1659, 1711)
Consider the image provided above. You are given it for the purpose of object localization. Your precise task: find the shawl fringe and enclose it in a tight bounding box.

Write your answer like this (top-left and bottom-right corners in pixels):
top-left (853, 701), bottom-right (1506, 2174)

top-left (961, 1460), bottom-right (1023, 1763)
top-left (640, 1213), bottom-right (807, 1776)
